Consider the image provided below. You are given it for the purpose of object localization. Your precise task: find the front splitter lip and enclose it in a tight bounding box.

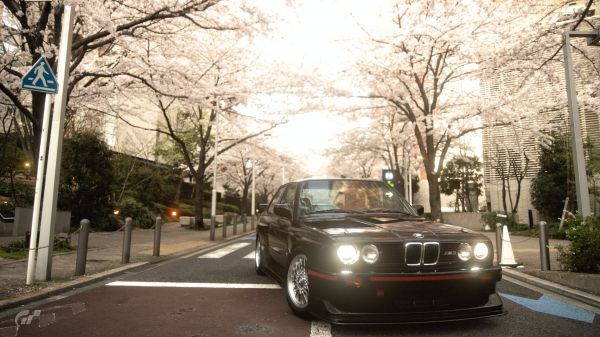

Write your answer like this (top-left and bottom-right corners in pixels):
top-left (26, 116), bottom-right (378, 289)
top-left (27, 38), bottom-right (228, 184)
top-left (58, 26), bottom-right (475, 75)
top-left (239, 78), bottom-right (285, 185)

top-left (311, 293), bottom-right (505, 325)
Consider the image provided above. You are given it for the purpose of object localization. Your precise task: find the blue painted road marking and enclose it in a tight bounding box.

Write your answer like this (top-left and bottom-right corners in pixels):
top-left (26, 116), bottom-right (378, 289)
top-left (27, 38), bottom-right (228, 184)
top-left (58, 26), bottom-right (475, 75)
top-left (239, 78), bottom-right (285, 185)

top-left (21, 56), bottom-right (58, 94)
top-left (499, 292), bottom-right (595, 324)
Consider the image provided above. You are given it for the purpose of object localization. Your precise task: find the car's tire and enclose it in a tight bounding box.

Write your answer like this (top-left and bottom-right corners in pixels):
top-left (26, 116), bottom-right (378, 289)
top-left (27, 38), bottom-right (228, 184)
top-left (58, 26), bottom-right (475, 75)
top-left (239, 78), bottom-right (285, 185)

top-left (285, 252), bottom-right (312, 318)
top-left (255, 236), bottom-right (265, 275)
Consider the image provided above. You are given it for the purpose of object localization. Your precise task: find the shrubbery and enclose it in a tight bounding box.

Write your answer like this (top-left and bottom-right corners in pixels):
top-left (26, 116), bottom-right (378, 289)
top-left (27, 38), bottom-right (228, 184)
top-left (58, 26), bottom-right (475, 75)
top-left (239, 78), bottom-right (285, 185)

top-left (480, 212), bottom-right (519, 230)
top-left (116, 197), bottom-right (156, 229)
top-left (557, 214), bottom-right (600, 273)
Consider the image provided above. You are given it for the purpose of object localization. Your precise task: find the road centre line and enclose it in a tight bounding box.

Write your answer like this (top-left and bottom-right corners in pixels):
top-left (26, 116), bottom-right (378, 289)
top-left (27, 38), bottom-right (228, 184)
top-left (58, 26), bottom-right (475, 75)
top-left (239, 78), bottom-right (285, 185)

top-left (197, 242), bottom-right (251, 259)
top-left (106, 281), bottom-right (281, 289)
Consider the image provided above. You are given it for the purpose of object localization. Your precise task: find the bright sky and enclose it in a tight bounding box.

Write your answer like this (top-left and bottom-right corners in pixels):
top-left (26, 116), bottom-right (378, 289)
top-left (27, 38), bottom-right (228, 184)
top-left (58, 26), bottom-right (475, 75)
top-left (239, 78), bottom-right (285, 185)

top-left (248, 0), bottom-right (393, 175)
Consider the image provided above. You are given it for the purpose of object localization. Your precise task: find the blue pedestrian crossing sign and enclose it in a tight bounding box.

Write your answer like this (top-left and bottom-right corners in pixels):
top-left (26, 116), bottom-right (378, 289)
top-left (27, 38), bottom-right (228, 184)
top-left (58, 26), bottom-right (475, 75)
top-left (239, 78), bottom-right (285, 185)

top-left (21, 57), bottom-right (58, 94)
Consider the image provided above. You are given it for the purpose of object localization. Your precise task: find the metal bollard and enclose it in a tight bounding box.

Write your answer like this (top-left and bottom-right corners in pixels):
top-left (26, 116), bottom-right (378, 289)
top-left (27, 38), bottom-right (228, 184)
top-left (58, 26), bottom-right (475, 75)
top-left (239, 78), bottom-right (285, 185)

top-left (74, 219), bottom-right (90, 276)
top-left (233, 216), bottom-right (238, 235)
top-left (528, 209), bottom-right (534, 230)
top-left (122, 217), bottom-right (133, 264)
top-left (495, 223), bottom-right (503, 265)
top-left (222, 215), bottom-right (227, 238)
top-left (153, 217), bottom-right (162, 257)
top-left (539, 221), bottom-right (551, 271)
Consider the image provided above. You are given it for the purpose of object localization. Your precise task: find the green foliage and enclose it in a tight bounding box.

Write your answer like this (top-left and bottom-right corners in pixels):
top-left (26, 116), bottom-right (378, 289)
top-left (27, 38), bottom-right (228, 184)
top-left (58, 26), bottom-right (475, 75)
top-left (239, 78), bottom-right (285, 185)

top-left (531, 133), bottom-right (575, 219)
top-left (58, 131), bottom-right (114, 229)
top-left (440, 156), bottom-right (482, 212)
top-left (115, 196), bottom-right (156, 228)
top-left (557, 214), bottom-right (600, 273)
top-left (111, 153), bottom-right (180, 208)
top-left (480, 211), bottom-right (519, 230)
top-left (0, 236), bottom-right (74, 260)
top-left (0, 181), bottom-right (34, 206)
top-left (0, 200), bottom-right (15, 217)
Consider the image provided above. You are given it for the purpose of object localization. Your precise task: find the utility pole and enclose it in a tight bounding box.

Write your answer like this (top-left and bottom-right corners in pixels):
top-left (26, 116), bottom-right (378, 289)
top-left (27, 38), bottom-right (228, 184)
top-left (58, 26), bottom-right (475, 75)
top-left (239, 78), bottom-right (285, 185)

top-left (562, 29), bottom-right (599, 217)
top-left (35, 6), bottom-right (75, 280)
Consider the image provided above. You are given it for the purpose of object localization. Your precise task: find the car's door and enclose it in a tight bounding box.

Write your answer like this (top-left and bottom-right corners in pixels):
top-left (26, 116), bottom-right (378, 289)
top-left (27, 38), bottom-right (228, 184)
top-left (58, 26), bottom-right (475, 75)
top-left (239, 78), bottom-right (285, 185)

top-left (258, 186), bottom-right (285, 268)
top-left (268, 183), bottom-right (297, 268)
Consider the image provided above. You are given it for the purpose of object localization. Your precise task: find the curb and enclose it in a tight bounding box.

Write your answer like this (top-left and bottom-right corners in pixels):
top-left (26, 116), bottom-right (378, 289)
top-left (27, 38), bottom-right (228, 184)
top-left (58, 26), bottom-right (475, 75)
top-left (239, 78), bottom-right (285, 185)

top-left (502, 268), bottom-right (600, 309)
top-left (0, 262), bottom-right (148, 313)
top-left (0, 230), bottom-right (255, 313)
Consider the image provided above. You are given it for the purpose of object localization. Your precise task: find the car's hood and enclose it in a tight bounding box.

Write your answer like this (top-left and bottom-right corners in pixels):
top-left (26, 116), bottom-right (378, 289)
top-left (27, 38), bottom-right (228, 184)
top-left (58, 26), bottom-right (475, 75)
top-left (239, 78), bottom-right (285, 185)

top-left (306, 215), bottom-right (478, 241)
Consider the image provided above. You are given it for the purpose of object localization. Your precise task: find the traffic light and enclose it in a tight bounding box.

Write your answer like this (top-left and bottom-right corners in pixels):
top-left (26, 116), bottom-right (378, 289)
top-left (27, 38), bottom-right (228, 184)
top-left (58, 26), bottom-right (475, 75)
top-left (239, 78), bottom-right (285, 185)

top-left (382, 169), bottom-right (400, 190)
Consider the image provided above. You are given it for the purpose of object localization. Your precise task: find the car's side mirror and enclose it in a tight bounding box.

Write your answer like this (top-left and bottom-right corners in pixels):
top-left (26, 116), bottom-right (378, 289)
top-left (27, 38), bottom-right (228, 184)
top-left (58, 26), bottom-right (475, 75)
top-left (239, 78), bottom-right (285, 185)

top-left (258, 203), bottom-right (268, 213)
top-left (412, 204), bottom-right (424, 216)
top-left (274, 204), bottom-right (292, 219)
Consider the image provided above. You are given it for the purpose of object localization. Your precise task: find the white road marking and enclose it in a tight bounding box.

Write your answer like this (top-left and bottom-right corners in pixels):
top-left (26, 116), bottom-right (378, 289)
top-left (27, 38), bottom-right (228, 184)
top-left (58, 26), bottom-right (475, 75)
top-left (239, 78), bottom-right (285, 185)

top-left (197, 242), bottom-right (251, 258)
top-left (106, 281), bottom-right (281, 289)
top-left (243, 251), bottom-right (255, 259)
top-left (310, 321), bottom-right (332, 337)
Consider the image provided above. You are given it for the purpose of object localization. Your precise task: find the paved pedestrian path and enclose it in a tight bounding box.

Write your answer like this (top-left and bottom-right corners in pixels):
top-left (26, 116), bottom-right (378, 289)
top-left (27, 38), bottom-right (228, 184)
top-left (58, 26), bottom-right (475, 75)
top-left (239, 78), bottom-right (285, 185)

top-left (0, 221), bottom-right (252, 304)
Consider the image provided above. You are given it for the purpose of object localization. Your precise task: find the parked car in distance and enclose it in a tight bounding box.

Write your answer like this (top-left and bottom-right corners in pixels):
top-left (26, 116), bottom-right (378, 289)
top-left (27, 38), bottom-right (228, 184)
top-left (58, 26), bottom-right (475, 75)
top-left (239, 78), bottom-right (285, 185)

top-left (255, 178), bottom-right (503, 324)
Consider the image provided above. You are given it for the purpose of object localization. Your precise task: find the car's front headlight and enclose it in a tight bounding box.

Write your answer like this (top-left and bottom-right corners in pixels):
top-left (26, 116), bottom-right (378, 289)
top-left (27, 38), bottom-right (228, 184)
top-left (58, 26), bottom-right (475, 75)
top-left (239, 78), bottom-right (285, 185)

top-left (474, 242), bottom-right (489, 260)
top-left (337, 245), bottom-right (360, 265)
top-left (458, 243), bottom-right (472, 261)
top-left (361, 244), bottom-right (379, 264)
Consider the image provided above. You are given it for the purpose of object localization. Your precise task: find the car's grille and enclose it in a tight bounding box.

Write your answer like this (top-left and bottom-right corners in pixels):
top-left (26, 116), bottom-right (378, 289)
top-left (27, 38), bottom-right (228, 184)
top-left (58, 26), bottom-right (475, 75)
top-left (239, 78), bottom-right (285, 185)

top-left (404, 242), bottom-right (440, 266)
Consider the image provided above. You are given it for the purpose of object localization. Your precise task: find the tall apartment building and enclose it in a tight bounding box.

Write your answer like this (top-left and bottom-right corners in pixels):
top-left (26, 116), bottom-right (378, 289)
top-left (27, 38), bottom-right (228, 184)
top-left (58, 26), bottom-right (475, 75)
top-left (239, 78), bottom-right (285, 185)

top-left (481, 2), bottom-right (599, 222)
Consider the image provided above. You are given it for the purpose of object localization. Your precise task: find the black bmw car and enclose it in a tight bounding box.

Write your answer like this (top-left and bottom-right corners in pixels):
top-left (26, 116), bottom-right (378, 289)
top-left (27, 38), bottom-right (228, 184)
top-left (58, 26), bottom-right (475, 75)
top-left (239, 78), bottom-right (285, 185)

top-left (255, 178), bottom-right (504, 324)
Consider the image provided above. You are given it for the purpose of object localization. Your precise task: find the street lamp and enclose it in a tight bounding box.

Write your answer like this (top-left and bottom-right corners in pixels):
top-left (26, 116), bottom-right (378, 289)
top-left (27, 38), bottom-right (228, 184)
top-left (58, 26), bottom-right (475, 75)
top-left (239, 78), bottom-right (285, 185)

top-left (210, 102), bottom-right (221, 241)
top-left (562, 28), bottom-right (599, 217)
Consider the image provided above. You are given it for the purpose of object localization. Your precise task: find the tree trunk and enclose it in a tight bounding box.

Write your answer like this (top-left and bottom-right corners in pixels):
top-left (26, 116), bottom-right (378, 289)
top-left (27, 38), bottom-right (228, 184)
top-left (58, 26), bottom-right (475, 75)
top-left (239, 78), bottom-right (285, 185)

top-left (240, 184), bottom-right (249, 224)
top-left (427, 173), bottom-right (443, 221)
top-left (501, 178), bottom-right (508, 214)
top-left (194, 177), bottom-right (205, 230)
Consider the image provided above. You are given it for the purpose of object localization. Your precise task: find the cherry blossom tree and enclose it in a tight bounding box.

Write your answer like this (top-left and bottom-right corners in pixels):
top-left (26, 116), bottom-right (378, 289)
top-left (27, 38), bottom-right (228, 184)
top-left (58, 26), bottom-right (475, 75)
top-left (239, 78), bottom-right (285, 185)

top-left (349, 0), bottom-right (599, 220)
top-left (0, 0), bottom-right (266, 160)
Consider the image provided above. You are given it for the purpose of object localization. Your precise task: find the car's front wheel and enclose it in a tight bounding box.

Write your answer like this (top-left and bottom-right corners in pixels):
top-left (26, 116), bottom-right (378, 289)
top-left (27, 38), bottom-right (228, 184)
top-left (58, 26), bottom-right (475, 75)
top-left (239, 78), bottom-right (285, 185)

top-left (285, 253), bottom-right (311, 318)
top-left (255, 236), bottom-right (265, 275)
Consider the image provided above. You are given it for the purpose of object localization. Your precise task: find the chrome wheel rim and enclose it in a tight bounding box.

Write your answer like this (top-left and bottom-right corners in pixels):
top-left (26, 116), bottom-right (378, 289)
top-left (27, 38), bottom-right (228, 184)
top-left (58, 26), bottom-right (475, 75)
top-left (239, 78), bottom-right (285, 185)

top-left (255, 239), bottom-right (261, 269)
top-left (287, 254), bottom-right (309, 309)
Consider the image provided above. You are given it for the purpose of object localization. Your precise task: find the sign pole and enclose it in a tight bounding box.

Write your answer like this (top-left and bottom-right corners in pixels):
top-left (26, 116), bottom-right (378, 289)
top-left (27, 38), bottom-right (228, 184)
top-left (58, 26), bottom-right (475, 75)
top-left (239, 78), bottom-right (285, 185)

top-left (25, 94), bottom-right (52, 285)
top-left (35, 5), bottom-right (74, 280)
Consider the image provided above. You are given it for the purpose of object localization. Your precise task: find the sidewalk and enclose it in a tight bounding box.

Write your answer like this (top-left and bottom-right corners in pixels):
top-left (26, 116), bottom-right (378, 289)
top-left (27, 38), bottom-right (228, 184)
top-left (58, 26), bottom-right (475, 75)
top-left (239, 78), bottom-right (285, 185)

top-left (480, 231), bottom-right (600, 299)
top-left (0, 221), bottom-right (254, 309)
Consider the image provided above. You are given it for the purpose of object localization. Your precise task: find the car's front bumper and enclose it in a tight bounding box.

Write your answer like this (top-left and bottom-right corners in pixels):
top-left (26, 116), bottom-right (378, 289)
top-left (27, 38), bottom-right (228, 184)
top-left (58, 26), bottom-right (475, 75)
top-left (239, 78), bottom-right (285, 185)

top-left (307, 267), bottom-right (504, 324)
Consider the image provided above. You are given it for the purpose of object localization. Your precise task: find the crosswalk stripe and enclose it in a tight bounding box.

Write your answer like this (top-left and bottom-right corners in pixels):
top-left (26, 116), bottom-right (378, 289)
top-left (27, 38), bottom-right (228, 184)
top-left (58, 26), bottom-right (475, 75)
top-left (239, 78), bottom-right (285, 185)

top-left (243, 251), bottom-right (255, 259)
top-left (198, 242), bottom-right (251, 259)
top-left (106, 281), bottom-right (281, 289)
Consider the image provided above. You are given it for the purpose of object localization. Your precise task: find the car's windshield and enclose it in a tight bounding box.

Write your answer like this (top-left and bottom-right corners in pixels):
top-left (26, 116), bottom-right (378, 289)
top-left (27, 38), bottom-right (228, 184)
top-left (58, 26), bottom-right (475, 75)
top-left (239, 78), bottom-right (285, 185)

top-left (298, 180), bottom-right (416, 218)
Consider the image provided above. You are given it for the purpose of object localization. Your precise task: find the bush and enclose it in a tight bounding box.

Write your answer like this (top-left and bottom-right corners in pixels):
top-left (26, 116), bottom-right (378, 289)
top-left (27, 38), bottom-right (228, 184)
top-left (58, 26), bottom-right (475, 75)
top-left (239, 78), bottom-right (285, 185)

top-left (0, 201), bottom-right (15, 217)
top-left (480, 212), bottom-right (519, 230)
top-left (557, 214), bottom-right (600, 273)
top-left (59, 131), bottom-right (113, 229)
top-left (116, 197), bottom-right (156, 228)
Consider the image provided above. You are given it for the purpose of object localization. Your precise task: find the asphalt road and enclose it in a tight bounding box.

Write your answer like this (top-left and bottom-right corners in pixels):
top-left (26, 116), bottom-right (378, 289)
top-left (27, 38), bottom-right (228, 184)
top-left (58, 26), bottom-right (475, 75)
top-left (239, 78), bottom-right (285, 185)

top-left (0, 234), bottom-right (598, 337)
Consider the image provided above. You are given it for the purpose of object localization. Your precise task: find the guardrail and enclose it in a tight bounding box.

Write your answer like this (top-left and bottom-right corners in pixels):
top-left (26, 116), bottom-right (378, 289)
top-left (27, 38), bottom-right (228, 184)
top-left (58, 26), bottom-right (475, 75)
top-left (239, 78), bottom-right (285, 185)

top-left (0, 211), bottom-right (15, 223)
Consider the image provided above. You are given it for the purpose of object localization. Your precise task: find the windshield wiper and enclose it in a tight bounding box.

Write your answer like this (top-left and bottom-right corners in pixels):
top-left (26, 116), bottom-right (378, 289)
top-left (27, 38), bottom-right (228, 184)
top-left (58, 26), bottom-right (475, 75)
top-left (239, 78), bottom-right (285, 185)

top-left (309, 209), bottom-right (365, 214)
top-left (359, 208), bottom-right (415, 216)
